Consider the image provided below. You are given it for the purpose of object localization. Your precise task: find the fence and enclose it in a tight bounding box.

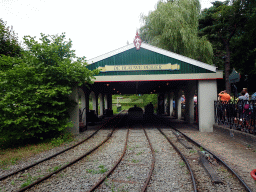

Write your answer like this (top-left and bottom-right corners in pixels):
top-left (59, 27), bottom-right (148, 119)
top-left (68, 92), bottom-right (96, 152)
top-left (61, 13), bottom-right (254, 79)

top-left (214, 100), bottom-right (256, 135)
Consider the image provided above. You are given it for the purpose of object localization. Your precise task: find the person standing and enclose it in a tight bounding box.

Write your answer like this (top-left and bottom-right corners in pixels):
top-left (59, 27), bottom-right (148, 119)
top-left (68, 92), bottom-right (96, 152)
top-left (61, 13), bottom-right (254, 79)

top-left (243, 88), bottom-right (249, 100)
top-left (193, 94), bottom-right (197, 104)
top-left (238, 90), bottom-right (248, 101)
top-left (218, 90), bottom-right (231, 102)
top-left (237, 90), bottom-right (250, 131)
top-left (181, 95), bottom-right (185, 104)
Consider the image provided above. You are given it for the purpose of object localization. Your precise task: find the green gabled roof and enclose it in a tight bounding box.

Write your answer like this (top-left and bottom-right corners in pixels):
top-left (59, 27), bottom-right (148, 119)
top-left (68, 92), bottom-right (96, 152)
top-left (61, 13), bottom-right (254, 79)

top-left (86, 43), bottom-right (220, 81)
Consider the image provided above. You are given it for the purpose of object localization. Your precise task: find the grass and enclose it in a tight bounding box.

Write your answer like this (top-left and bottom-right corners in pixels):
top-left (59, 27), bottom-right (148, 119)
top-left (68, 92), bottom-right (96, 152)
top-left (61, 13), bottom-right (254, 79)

top-left (179, 161), bottom-right (185, 167)
top-left (131, 159), bottom-right (139, 163)
top-left (20, 173), bottom-right (33, 188)
top-left (98, 165), bottom-right (108, 173)
top-left (112, 105), bottom-right (133, 114)
top-left (48, 165), bottom-right (61, 173)
top-left (189, 150), bottom-right (197, 154)
top-left (20, 179), bottom-right (32, 188)
top-left (53, 165), bottom-right (62, 172)
top-left (219, 167), bottom-right (227, 173)
top-left (199, 147), bottom-right (204, 151)
top-left (0, 143), bottom-right (52, 169)
top-left (59, 173), bottom-right (65, 178)
top-left (0, 132), bottom-right (74, 169)
top-left (19, 174), bottom-right (43, 189)
top-left (112, 98), bottom-right (132, 103)
top-left (104, 178), bottom-right (110, 187)
top-left (86, 165), bottom-right (108, 174)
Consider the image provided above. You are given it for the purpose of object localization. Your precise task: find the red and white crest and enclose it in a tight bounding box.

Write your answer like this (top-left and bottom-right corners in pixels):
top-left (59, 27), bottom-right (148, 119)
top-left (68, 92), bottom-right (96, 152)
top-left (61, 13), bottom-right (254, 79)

top-left (133, 32), bottom-right (142, 50)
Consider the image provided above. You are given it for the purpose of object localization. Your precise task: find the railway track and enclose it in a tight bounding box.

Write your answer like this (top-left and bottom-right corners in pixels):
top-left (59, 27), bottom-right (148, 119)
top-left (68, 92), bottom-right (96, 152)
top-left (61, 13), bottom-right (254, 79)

top-left (0, 111), bottom-right (126, 192)
top-left (155, 115), bottom-right (253, 192)
top-left (88, 119), bottom-right (195, 191)
top-left (1, 112), bottom-right (252, 191)
top-left (88, 122), bottom-right (156, 192)
top-left (89, 122), bottom-right (155, 192)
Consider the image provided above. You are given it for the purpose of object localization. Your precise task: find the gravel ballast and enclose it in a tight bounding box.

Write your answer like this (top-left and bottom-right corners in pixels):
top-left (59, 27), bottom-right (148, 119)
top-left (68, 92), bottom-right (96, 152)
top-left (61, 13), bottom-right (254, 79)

top-left (27, 128), bottom-right (127, 192)
top-left (1, 114), bottom-right (253, 191)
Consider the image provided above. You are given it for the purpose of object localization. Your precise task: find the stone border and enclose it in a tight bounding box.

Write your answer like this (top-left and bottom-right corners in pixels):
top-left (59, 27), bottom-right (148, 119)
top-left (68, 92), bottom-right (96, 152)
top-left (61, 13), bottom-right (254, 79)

top-left (213, 123), bottom-right (256, 150)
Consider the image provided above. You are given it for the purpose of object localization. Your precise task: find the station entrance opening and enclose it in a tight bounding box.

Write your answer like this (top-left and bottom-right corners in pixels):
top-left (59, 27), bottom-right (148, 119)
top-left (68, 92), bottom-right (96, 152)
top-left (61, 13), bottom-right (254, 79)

top-left (68, 35), bottom-right (223, 134)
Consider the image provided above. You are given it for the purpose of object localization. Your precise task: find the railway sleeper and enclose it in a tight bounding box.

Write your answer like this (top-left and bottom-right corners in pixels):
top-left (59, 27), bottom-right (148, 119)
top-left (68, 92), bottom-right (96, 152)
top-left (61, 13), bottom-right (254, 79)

top-left (178, 139), bottom-right (193, 149)
top-left (198, 151), bottom-right (223, 184)
top-left (172, 130), bottom-right (192, 149)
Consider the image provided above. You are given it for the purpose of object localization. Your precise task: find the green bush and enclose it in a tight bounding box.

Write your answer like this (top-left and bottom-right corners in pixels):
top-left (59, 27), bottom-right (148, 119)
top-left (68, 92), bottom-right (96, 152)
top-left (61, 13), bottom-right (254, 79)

top-left (0, 33), bottom-right (99, 148)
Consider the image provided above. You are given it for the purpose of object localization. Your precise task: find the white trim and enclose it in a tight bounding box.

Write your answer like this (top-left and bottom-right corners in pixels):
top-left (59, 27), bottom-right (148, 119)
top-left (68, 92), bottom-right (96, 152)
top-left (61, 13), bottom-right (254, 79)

top-left (86, 42), bottom-right (217, 72)
top-left (87, 44), bottom-right (134, 64)
top-left (93, 71), bottom-right (223, 82)
top-left (141, 43), bottom-right (216, 72)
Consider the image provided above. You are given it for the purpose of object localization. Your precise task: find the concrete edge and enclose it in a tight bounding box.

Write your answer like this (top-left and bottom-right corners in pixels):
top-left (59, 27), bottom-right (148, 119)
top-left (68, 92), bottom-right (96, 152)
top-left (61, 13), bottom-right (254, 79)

top-left (213, 123), bottom-right (256, 150)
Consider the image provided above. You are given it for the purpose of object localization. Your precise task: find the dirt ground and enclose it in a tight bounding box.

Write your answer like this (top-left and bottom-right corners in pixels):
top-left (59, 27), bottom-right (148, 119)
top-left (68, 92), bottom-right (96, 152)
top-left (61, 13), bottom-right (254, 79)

top-left (167, 119), bottom-right (256, 192)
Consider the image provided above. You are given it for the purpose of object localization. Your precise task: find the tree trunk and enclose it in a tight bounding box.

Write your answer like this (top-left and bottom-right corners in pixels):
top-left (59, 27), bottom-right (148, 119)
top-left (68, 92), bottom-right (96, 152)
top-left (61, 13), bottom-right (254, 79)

top-left (225, 42), bottom-right (231, 94)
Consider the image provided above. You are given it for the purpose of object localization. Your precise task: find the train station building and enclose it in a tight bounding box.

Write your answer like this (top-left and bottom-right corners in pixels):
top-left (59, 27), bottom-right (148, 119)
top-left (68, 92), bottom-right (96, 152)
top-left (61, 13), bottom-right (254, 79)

top-left (68, 33), bottom-right (223, 134)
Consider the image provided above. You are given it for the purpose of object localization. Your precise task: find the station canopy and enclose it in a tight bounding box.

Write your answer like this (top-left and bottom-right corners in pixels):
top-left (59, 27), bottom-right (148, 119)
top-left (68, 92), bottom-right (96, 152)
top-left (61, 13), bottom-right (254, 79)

top-left (86, 35), bottom-right (222, 95)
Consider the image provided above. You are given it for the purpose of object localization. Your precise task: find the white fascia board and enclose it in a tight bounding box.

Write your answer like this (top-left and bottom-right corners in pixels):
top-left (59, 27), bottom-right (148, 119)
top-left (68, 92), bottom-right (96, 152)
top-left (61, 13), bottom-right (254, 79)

top-left (87, 43), bottom-right (134, 65)
top-left (141, 43), bottom-right (216, 72)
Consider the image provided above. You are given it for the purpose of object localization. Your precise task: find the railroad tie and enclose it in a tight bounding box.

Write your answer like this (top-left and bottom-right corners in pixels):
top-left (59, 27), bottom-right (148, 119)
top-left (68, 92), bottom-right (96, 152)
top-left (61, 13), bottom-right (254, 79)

top-left (172, 131), bottom-right (192, 149)
top-left (198, 151), bottom-right (222, 184)
top-left (177, 139), bottom-right (192, 149)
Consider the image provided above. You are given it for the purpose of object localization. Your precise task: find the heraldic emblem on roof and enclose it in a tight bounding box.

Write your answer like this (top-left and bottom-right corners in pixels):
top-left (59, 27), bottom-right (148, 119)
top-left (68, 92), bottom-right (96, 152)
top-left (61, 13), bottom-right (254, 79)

top-left (133, 31), bottom-right (142, 50)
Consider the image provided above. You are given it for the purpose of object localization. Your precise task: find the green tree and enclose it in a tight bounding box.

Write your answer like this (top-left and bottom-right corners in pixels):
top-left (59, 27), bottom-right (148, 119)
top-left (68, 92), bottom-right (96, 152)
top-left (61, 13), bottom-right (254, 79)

top-left (199, 0), bottom-right (246, 94)
top-left (142, 94), bottom-right (158, 107)
top-left (0, 19), bottom-right (22, 57)
top-left (230, 0), bottom-right (256, 91)
top-left (0, 33), bottom-right (99, 148)
top-left (140, 0), bottom-right (213, 64)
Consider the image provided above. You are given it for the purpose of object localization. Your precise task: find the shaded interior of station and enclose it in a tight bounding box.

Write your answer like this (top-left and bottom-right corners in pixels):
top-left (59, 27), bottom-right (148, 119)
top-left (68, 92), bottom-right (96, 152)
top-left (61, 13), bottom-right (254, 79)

top-left (73, 79), bottom-right (200, 135)
top-left (90, 80), bottom-right (188, 95)
top-left (84, 80), bottom-right (193, 119)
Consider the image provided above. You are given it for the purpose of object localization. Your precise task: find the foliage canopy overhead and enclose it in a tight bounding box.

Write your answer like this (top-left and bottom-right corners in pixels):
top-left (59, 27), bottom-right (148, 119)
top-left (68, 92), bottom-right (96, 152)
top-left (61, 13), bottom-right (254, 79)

top-left (0, 18), bottom-right (22, 57)
top-left (199, 0), bottom-right (256, 93)
top-left (139, 0), bottom-right (213, 64)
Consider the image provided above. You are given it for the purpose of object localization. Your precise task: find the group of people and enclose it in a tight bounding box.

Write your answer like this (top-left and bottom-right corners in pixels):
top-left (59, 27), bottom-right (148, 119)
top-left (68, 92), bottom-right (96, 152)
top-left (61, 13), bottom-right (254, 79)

top-left (218, 88), bottom-right (250, 102)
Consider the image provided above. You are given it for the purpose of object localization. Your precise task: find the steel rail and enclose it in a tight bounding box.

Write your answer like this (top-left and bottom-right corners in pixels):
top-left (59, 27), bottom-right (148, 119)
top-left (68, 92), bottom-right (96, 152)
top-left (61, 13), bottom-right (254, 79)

top-left (158, 115), bottom-right (252, 192)
top-left (171, 126), bottom-right (253, 192)
top-left (88, 122), bottom-right (156, 192)
top-left (17, 111), bottom-right (126, 192)
top-left (87, 127), bottom-right (130, 192)
top-left (141, 128), bottom-right (155, 192)
top-left (0, 114), bottom-right (119, 181)
top-left (157, 128), bottom-right (198, 192)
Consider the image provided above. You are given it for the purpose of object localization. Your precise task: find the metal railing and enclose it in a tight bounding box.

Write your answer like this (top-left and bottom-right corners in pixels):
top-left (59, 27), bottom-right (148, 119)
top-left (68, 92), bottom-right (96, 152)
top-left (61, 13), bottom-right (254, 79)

top-left (214, 100), bottom-right (256, 135)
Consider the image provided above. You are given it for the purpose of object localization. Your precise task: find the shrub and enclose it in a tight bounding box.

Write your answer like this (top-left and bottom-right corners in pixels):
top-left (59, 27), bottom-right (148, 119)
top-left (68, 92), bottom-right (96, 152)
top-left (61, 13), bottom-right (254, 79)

top-left (0, 33), bottom-right (99, 148)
